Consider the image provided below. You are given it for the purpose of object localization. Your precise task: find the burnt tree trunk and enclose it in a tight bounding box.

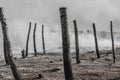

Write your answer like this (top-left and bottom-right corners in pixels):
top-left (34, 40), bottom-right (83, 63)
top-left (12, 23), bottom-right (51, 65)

top-left (0, 7), bottom-right (22, 80)
top-left (4, 38), bottom-right (9, 65)
top-left (33, 23), bottom-right (37, 56)
top-left (60, 7), bottom-right (74, 80)
top-left (93, 23), bottom-right (100, 58)
top-left (25, 22), bottom-right (31, 57)
top-left (110, 21), bottom-right (115, 63)
top-left (73, 20), bottom-right (80, 64)
top-left (42, 25), bottom-right (46, 54)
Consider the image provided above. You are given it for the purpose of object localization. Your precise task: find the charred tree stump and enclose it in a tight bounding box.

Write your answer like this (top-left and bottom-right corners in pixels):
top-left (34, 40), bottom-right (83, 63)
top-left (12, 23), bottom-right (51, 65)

top-left (0, 7), bottom-right (22, 80)
top-left (60, 7), bottom-right (74, 80)
top-left (21, 49), bottom-right (25, 58)
top-left (110, 21), bottom-right (116, 63)
top-left (25, 22), bottom-right (31, 57)
top-left (42, 25), bottom-right (46, 54)
top-left (33, 23), bottom-right (37, 56)
top-left (93, 23), bottom-right (100, 58)
top-left (73, 20), bottom-right (80, 64)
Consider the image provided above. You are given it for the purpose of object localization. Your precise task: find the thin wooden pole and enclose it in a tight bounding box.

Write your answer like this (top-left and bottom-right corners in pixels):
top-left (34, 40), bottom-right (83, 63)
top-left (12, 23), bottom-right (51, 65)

top-left (73, 20), bottom-right (80, 64)
top-left (25, 22), bottom-right (31, 57)
top-left (93, 23), bottom-right (100, 58)
top-left (0, 7), bottom-right (22, 80)
top-left (33, 23), bottom-right (37, 56)
top-left (110, 21), bottom-right (115, 63)
top-left (60, 7), bottom-right (74, 80)
top-left (42, 25), bottom-right (46, 54)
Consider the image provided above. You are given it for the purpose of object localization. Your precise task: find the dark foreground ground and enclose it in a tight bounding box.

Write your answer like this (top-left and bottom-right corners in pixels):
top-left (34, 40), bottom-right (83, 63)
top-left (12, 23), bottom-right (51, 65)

top-left (0, 48), bottom-right (120, 80)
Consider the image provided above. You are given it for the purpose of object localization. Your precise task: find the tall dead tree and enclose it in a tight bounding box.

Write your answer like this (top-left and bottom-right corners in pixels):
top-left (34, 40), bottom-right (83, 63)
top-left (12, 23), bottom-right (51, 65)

top-left (42, 25), bottom-right (46, 54)
top-left (33, 23), bottom-right (37, 56)
top-left (73, 20), bottom-right (80, 64)
top-left (0, 8), bottom-right (9, 65)
top-left (0, 7), bottom-right (22, 80)
top-left (110, 21), bottom-right (115, 63)
top-left (93, 23), bottom-right (100, 58)
top-left (60, 7), bottom-right (74, 80)
top-left (25, 22), bottom-right (31, 57)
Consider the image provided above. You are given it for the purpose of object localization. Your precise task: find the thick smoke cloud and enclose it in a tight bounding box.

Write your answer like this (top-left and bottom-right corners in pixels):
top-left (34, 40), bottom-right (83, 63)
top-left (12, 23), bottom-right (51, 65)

top-left (0, 0), bottom-right (119, 57)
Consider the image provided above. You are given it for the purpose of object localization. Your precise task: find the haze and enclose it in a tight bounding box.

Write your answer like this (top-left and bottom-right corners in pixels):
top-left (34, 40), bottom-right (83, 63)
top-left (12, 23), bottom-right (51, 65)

top-left (0, 0), bottom-right (120, 56)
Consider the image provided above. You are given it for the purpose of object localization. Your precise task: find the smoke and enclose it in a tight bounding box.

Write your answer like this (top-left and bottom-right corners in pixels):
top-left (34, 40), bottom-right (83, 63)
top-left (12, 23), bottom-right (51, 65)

top-left (0, 0), bottom-right (120, 58)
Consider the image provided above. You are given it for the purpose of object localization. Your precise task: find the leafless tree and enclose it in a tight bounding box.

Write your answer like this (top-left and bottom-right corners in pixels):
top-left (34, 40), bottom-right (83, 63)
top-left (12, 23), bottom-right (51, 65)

top-left (73, 20), bottom-right (80, 64)
top-left (0, 7), bottom-right (22, 80)
top-left (59, 7), bottom-right (74, 80)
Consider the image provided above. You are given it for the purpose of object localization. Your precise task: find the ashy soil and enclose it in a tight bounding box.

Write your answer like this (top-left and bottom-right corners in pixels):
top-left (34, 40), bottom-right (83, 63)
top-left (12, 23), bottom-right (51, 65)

top-left (0, 48), bottom-right (120, 80)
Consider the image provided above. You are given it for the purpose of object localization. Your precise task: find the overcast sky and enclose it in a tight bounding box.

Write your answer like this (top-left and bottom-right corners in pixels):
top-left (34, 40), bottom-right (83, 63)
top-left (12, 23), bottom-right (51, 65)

top-left (0, 0), bottom-right (120, 31)
top-left (0, 0), bottom-right (120, 53)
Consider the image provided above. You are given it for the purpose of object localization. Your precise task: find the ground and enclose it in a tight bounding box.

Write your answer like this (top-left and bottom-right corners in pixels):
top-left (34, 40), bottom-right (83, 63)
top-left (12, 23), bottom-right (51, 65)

top-left (0, 48), bottom-right (120, 80)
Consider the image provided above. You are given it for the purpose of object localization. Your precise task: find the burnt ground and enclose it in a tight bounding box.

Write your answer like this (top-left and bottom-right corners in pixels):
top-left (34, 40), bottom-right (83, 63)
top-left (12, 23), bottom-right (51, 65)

top-left (0, 48), bottom-right (120, 80)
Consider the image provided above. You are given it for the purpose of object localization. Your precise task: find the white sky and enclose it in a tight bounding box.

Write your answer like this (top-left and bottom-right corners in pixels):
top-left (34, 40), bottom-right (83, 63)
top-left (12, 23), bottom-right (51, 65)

top-left (0, 0), bottom-right (120, 31)
top-left (0, 0), bottom-right (120, 53)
